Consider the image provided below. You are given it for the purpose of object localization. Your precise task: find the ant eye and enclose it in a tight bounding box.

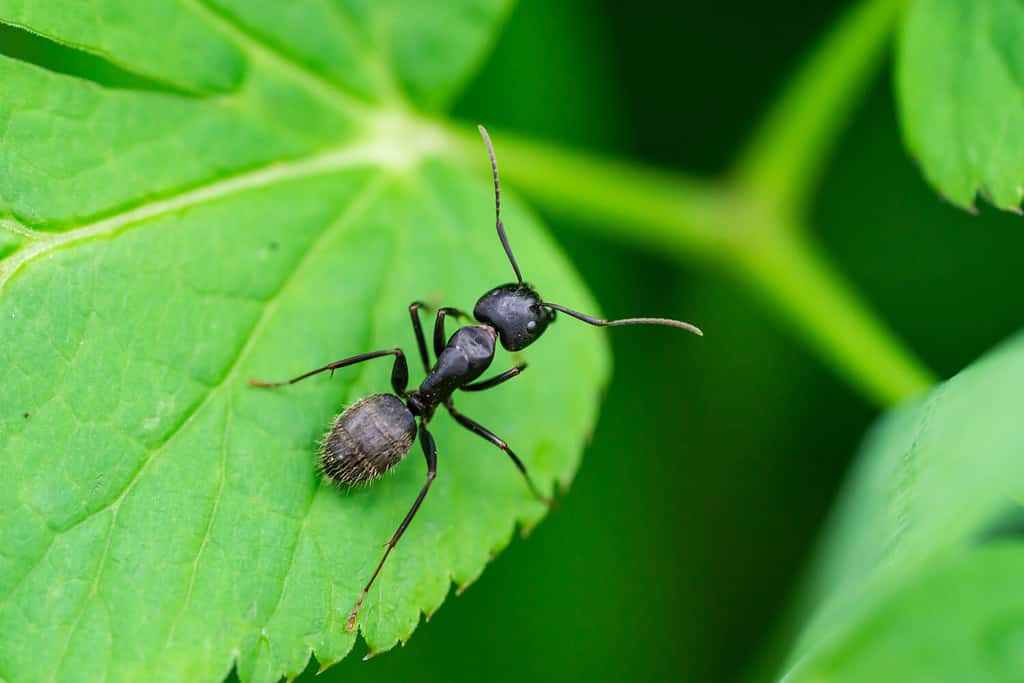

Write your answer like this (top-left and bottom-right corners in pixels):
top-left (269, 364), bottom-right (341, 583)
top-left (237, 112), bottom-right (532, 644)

top-left (526, 320), bottom-right (537, 332)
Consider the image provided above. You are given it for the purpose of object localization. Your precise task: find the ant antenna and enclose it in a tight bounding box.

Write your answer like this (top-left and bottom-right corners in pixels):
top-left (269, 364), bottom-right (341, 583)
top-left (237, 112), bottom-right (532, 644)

top-left (541, 302), bottom-right (704, 336)
top-left (478, 124), bottom-right (524, 286)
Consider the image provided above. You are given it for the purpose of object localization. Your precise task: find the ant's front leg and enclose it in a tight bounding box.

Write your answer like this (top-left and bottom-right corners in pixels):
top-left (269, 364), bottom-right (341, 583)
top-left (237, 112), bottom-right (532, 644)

top-left (433, 307), bottom-right (469, 357)
top-left (461, 363), bottom-right (527, 392)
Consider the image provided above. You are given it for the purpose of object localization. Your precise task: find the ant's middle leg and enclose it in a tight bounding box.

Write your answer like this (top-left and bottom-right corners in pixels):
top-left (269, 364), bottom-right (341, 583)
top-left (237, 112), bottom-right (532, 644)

top-left (444, 400), bottom-right (552, 508)
top-left (249, 348), bottom-right (409, 395)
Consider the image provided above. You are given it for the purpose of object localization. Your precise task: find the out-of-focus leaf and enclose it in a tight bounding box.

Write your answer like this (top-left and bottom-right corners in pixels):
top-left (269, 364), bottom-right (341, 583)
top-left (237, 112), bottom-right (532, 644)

top-left (785, 545), bottom-right (1024, 682)
top-left (781, 331), bottom-right (1024, 682)
top-left (897, 0), bottom-right (1024, 212)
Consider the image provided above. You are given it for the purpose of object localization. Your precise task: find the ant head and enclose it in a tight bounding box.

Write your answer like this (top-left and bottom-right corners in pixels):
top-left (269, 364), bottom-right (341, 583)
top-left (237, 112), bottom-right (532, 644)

top-left (473, 284), bottom-right (556, 351)
top-left (474, 125), bottom-right (703, 348)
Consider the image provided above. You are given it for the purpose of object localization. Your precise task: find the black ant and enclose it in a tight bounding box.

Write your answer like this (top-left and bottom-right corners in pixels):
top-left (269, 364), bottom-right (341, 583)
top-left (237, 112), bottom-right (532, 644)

top-left (248, 125), bottom-right (703, 631)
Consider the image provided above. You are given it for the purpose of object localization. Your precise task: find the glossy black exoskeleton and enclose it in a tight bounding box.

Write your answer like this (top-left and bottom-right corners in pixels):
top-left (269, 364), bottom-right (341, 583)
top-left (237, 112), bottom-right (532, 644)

top-left (473, 283), bottom-right (555, 350)
top-left (248, 126), bottom-right (703, 631)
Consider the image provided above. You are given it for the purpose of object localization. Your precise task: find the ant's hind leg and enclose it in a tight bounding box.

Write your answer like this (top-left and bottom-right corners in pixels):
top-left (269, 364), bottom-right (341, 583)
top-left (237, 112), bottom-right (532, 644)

top-left (248, 348), bottom-right (409, 395)
top-left (444, 402), bottom-right (553, 508)
top-left (347, 420), bottom-right (437, 631)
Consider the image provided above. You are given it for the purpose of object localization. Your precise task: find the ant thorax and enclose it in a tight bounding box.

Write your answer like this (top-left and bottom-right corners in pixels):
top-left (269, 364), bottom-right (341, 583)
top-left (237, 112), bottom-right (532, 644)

top-left (417, 325), bottom-right (496, 404)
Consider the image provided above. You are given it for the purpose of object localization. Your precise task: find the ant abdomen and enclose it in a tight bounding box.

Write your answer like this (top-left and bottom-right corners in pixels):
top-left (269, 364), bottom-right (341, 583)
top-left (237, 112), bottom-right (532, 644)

top-left (320, 394), bottom-right (416, 484)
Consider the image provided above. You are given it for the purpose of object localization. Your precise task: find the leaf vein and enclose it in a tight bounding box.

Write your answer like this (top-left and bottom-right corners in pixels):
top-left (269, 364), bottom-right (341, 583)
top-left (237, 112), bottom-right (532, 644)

top-left (252, 187), bottom-right (407, 672)
top-left (150, 173), bottom-right (391, 669)
top-left (0, 217), bottom-right (39, 240)
top-left (49, 512), bottom-right (115, 683)
top-left (159, 399), bottom-right (231, 653)
top-left (187, 0), bottom-right (372, 116)
top-left (0, 135), bottom-right (429, 295)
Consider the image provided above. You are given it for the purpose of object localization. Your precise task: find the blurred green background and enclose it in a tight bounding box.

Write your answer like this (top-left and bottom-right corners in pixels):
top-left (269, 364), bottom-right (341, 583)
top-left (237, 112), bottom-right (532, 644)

top-left (284, 1), bottom-right (1024, 681)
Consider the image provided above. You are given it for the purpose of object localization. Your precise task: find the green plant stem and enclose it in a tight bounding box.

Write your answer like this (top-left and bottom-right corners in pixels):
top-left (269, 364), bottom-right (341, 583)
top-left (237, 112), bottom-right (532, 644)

top-left (726, 229), bottom-right (934, 405)
top-left (445, 129), bottom-right (728, 258)
top-left (444, 125), bottom-right (934, 406)
top-left (735, 0), bottom-right (910, 215)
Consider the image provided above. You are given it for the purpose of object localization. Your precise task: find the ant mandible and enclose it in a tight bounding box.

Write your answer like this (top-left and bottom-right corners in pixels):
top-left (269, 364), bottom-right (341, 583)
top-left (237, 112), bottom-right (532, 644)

top-left (248, 125), bottom-right (703, 631)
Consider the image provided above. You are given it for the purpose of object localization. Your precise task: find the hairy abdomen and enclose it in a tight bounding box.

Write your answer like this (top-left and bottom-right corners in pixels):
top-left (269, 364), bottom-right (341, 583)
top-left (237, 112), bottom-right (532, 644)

top-left (320, 394), bottom-right (416, 484)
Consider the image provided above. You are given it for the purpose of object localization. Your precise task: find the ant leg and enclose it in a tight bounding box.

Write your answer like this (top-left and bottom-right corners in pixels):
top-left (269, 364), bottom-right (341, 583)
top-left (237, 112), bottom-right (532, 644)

top-left (347, 420), bottom-right (437, 631)
top-left (249, 349), bottom-right (409, 395)
top-left (461, 363), bottom-right (527, 392)
top-left (433, 307), bottom-right (469, 357)
top-left (408, 301), bottom-right (432, 374)
top-left (444, 402), bottom-right (552, 508)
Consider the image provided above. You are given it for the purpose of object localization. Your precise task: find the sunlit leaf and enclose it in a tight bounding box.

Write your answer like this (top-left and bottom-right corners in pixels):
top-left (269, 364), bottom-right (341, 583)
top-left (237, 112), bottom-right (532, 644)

top-left (897, 0), bottom-right (1024, 212)
top-left (0, 2), bottom-right (609, 681)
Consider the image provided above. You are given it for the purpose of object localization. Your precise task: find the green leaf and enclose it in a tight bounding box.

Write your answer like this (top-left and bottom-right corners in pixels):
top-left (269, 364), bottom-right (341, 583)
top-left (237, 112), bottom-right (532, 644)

top-left (779, 331), bottom-right (1024, 682)
top-left (782, 546), bottom-right (1024, 682)
top-left (0, 3), bottom-right (608, 682)
top-left (897, 0), bottom-right (1024, 212)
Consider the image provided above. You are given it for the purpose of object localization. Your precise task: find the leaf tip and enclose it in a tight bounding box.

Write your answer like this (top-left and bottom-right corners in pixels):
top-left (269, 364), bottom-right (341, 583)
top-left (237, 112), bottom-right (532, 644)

top-left (938, 190), bottom-right (978, 215)
top-left (558, 472), bottom-right (575, 496)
